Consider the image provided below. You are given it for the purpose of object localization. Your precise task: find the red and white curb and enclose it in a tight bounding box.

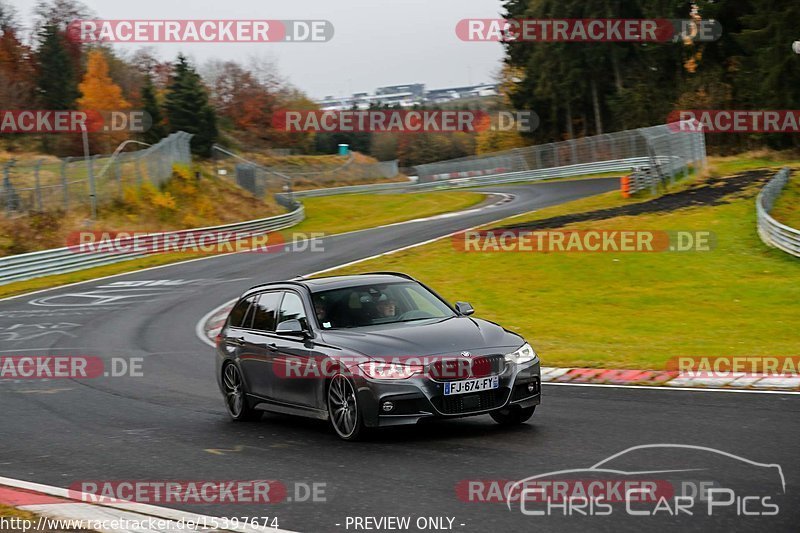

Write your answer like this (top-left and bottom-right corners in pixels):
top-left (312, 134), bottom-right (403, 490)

top-left (0, 476), bottom-right (295, 533)
top-left (540, 366), bottom-right (800, 392)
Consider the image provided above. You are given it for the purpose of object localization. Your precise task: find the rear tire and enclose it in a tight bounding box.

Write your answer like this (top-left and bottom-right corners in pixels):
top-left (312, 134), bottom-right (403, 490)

top-left (222, 363), bottom-right (261, 421)
top-left (490, 405), bottom-right (535, 426)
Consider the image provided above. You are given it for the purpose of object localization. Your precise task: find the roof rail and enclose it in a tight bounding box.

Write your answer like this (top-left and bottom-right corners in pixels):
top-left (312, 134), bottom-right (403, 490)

top-left (244, 279), bottom-right (307, 293)
top-left (358, 271), bottom-right (415, 280)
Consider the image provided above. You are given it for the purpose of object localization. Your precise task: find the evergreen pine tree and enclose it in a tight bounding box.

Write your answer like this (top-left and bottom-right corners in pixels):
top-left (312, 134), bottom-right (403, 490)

top-left (164, 54), bottom-right (218, 156)
top-left (141, 74), bottom-right (166, 144)
top-left (36, 22), bottom-right (78, 109)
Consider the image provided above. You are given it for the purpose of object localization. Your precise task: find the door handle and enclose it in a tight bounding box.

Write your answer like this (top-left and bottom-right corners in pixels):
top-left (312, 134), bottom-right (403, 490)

top-left (267, 342), bottom-right (277, 351)
top-left (228, 337), bottom-right (245, 346)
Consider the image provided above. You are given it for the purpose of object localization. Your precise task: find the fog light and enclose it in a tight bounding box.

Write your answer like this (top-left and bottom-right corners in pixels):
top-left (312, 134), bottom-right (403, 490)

top-left (381, 401), bottom-right (394, 413)
top-left (527, 382), bottom-right (536, 393)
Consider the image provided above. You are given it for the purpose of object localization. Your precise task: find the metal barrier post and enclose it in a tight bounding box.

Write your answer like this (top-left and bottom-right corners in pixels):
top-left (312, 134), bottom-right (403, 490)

top-left (81, 127), bottom-right (97, 220)
top-left (34, 160), bottom-right (43, 211)
top-left (2, 161), bottom-right (15, 214)
top-left (61, 158), bottom-right (69, 210)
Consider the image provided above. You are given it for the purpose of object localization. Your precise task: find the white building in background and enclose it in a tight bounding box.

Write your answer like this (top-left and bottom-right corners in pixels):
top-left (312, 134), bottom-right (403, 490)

top-left (318, 83), bottom-right (499, 110)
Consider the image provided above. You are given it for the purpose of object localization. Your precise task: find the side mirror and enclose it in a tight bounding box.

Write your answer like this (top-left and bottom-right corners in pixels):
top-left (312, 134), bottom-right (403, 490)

top-left (276, 319), bottom-right (307, 336)
top-left (455, 301), bottom-right (474, 316)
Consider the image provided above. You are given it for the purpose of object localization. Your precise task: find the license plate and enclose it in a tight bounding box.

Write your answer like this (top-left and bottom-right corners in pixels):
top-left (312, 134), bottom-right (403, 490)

top-left (443, 376), bottom-right (499, 396)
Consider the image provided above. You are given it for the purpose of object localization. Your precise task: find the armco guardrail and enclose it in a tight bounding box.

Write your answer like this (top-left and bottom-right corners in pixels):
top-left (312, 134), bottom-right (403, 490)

top-left (756, 168), bottom-right (800, 258)
top-left (291, 180), bottom-right (410, 198)
top-left (285, 157), bottom-right (656, 200)
top-left (0, 204), bottom-right (304, 285)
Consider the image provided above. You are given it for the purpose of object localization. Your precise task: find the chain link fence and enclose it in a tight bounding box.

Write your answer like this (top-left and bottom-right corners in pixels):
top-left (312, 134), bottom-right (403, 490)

top-left (414, 122), bottom-right (707, 194)
top-left (211, 144), bottom-right (400, 200)
top-left (0, 132), bottom-right (193, 216)
top-left (211, 145), bottom-right (293, 205)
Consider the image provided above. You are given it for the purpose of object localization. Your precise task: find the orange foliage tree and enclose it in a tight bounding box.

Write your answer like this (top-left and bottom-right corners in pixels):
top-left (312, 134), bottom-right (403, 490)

top-left (77, 49), bottom-right (131, 152)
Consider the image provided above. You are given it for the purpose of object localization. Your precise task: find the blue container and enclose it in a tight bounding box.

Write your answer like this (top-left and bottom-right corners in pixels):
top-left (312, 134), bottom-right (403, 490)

top-left (338, 143), bottom-right (349, 156)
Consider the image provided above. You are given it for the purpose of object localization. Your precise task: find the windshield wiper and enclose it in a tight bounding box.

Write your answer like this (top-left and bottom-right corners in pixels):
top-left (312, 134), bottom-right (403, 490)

top-left (395, 316), bottom-right (449, 324)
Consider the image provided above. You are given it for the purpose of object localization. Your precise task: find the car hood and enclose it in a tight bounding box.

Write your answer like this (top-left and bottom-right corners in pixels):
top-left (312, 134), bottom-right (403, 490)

top-left (318, 316), bottom-right (524, 359)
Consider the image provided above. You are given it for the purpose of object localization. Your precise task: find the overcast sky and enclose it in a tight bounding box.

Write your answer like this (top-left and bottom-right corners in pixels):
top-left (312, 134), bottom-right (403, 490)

top-left (9, 0), bottom-right (506, 99)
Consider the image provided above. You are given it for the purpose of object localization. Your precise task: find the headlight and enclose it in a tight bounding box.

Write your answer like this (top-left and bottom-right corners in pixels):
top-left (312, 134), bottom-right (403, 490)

top-left (358, 361), bottom-right (423, 380)
top-left (504, 343), bottom-right (537, 365)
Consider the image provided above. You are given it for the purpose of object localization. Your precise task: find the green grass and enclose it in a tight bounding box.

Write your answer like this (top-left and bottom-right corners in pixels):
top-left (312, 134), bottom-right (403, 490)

top-left (290, 191), bottom-right (484, 236)
top-left (324, 175), bottom-right (800, 370)
top-left (707, 152), bottom-right (800, 176)
top-left (770, 172), bottom-right (800, 230)
top-left (0, 504), bottom-right (37, 520)
top-left (0, 190), bottom-right (484, 299)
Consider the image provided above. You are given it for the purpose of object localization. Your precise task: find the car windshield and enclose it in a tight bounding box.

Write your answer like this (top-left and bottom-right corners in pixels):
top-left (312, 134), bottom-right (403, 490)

top-left (311, 281), bottom-right (456, 329)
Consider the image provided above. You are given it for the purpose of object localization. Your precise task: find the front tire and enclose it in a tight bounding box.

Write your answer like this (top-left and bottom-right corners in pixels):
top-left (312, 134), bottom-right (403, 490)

top-left (327, 374), bottom-right (363, 441)
top-left (490, 405), bottom-right (535, 426)
top-left (222, 363), bottom-right (261, 421)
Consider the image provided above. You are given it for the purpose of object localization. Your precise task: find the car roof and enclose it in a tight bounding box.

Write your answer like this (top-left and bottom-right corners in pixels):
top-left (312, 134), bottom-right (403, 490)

top-left (302, 273), bottom-right (416, 291)
top-left (243, 272), bottom-right (416, 296)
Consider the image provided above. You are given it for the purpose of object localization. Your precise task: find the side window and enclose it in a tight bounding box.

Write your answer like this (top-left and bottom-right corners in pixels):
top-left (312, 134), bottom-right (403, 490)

top-left (251, 292), bottom-right (282, 332)
top-left (227, 296), bottom-right (255, 328)
top-left (279, 292), bottom-right (309, 330)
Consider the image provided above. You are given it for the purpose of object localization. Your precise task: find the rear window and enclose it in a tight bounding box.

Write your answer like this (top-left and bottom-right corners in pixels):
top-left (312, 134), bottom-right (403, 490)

top-left (227, 296), bottom-right (255, 328)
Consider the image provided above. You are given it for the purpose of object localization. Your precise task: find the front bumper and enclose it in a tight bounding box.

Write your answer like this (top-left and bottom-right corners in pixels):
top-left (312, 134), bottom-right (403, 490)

top-left (354, 359), bottom-right (541, 428)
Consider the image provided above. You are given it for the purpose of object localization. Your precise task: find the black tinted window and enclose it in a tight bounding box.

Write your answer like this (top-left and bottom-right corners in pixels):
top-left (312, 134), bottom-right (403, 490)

top-left (251, 292), bottom-right (282, 332)
top-left (228, 296), bottom-right (255, 328)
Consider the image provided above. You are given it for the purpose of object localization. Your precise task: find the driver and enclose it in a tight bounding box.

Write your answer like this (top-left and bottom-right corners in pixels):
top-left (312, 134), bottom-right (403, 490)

top-left (313, 297), bottom-right (327, 322)
top-left (375, 296), bottom-right (397, 318)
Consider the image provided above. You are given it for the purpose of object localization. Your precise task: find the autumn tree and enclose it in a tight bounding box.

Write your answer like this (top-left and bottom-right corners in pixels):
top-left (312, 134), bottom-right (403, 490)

top-left (77, 49), bottom-right (131, 152)
top-left (78, 50), bottom-right (130, 110)
top-left (0, 2), bottom-right (35, 110)
top-left (205, 60), bottom-right (274, 142)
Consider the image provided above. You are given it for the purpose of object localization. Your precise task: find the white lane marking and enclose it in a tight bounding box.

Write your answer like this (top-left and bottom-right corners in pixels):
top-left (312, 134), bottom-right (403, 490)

top-left (543, 382), bottom-right (800, 395)
top-left (0, 193), bottom-right (511, 304)
top-left (195, 298), bottom-right (237, 347)
top-left (328, 192), bottom-right (512, 231)
top-left (0, 475), bottom-right (296, 532)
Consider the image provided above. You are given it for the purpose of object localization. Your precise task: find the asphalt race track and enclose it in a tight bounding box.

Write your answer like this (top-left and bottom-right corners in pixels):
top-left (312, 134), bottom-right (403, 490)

top-left (1, 178), bottom-right (798, 532)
